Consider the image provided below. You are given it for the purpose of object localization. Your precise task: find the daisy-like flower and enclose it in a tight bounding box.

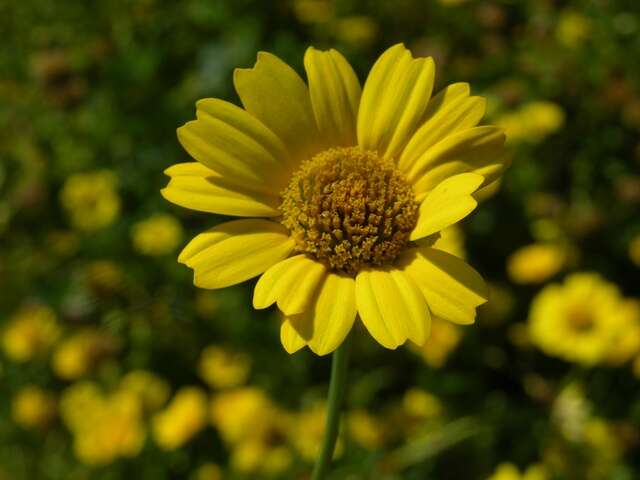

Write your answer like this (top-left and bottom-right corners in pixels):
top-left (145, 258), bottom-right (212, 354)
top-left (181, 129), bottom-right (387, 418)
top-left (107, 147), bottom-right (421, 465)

top-left (163, 44), bottom-right (508, 356)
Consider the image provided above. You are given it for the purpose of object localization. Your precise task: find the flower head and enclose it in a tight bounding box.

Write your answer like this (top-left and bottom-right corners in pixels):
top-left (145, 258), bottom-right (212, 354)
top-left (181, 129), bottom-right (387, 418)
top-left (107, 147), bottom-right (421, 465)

top-left (60, 170), bottom-right (120, 231)
top-left (528, 273), bottom-right (640, 366)
top-left (163, 44), bottom-right (508, 355)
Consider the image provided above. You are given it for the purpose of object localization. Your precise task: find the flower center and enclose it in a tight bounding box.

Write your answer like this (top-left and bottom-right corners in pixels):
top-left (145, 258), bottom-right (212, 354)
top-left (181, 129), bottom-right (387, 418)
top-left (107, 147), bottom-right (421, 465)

top-left (279, 146), bottom-right (419, 276)
top-left (567, 307), bottom-right (594, 332)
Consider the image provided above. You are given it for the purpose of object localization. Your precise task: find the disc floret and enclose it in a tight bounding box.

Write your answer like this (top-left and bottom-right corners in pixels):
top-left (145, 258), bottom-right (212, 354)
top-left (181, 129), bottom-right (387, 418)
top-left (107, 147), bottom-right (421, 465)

top-left (279, 147), bottom-right (419, 276)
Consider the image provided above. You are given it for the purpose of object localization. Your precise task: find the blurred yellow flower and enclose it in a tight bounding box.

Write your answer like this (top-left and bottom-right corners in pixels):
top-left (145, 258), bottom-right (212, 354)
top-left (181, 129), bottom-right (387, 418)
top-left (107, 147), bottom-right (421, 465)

top-left (334, 16), bottom-right (378, 48)
top-left (528, 273), bottom-right (640, 366)
top-left (60, 170), bottom-right (120, 231)
top-left (211, 387), bottom-right (293, 475)
top-left (163, 44), bottom-right (507, 355)
top-left (2, 305), bottom-right (60, 362)
top-left (585, 417), bottom-right (621, 452)
top-left (85, 260), bottom-right (123, 293)
top-left (231, 440), bottom-right (293, 476)
top-left (402, 388), bottom-right (442, 420)
top-left (292, 402), bottom-right (343, 462)
top-left (152, 386), bottom-right (208, 450)
top-left (292, 0), bottom-right (333, 24)
top-left (551, 383), bottom-right (591, 442)
top-left (60, 382), bottom-right (145, 465)
top-left (496, 101), bottom-right (565, 145)
top-left (12, 385), bottom-right (57, 429)
top-left (347, 409), bottom-right (386, 449)
top-left (195, 463), bottom-right (223, 480)
top-left (119, 370), bottom-right (170, 412)
top-left (556, 11), bottom-right (591, 48)
top-left (131, 214), bottom-right (183, 256)
top-left (198, 345), bottom-right (251, 389)
top-left (507, 243), bottom-right (566, 284)
top-left (487, 463), bottom-right (548, 480)
top-left (47, 230), bottom-right (80, 257)
top-left (410, 316), bottom-right (463, 368)
top-left (629, 234), bottom-right (640, 267)
top-left (52, 328), bottom-right (119, 380)
top-left (211, 387), bottom-right (278, 445)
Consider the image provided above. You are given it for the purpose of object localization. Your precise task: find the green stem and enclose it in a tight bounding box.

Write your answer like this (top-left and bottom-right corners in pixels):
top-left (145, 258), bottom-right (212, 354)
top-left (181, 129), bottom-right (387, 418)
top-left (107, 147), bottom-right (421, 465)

top-left (311, 332), bottom-right (352, 480)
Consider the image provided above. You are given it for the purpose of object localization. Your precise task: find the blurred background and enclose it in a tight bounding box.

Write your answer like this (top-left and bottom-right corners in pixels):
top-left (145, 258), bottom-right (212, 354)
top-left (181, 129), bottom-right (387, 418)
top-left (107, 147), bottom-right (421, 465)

top-left (2, 0), bottom-right (640, 479)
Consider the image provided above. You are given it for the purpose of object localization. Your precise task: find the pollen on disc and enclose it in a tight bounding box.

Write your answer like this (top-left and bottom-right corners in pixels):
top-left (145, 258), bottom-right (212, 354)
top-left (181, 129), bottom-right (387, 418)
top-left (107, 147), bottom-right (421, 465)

top-left (279, 146), bottom-right (419, 276)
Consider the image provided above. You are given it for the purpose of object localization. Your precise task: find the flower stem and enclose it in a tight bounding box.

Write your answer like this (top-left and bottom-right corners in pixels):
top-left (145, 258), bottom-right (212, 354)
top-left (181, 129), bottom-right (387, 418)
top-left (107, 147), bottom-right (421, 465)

top-left (311, 332), bottom-right (352, 480)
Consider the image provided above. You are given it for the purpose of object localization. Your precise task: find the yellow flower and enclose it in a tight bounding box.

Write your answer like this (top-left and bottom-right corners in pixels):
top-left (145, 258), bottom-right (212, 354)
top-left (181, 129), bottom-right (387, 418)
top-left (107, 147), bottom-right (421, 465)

top-left (487, 463), bottom-right (548, 480)
top-left (60, 170), bottom-right (120, 231)
top-left (210, 387), bottom-right (279, 445)
top-left (152, 386), bottom-right (208, 450)
top-left (507, 243), bottom-right (566, 284)
top-left (2, 305), bottom-right (60, 362)
top-left (163, 44), bottom-right (507, 355)
top-left (402, 388), bottom-right (442, 420)
top-left (131, 214), bottom-right (183, 256)
top-left (119, 370), bottom-right (170, 412)
top-left (292, 0), bottom-right (333, 24)
top-left (347, 409), bottom-right (386, 449)
top-left (85, 260), bottom-right (123, 293)
top-left (60, 382), bottom-right (145, 465)
top-left (292, 402), bottom-right (343, 462)
top-left (210, 387), bottom-right (293, 475)
top-left (556, 11), bottom-right (591, 48)
top-left (198, 345), bottom-right (251, 389)
top-left (52, 328), bottom-right (119, 380)
top-left (629, 233), bottom-right (640, 267)
top-left (528, 273), bottom-right (640, 366)
top-left (12, 386), bottom-right (57, 429)
top-left (194, 463), bottom-right (223, 480)
top-left (496, 101), bottom-right (564, 145)
top-left (551, 383), bottom-right (591, 442)
top-left (333, 16), bottom-right (378, 48)
top-left (409, 316), bottom-right (463, 368)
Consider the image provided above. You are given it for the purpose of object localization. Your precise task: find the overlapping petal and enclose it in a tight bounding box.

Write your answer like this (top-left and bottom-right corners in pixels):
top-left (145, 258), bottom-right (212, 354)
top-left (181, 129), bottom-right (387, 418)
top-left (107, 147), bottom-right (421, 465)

top-left (234, 52), bottom-right (321, 161)
top-left (357, 44), bottom-right (435, 160)
top-left (399, 247), bottom-right (489, 325)
top-left (285, 274), bottom-right (357, 356)
top-left (161, 163), bottom-right (280, 217)
top-left (179, 220), bottom-right (295, 289)
top-left (355, 268), bottom-right (430, 349)
top-left (280, 320), bottom-right (307, 354)
top-left (398, 83), bottom-right (486, 171)
top-left (177, 99), bottom-right (291, 193)
top-left (304, 47), bottom-right (361, 147)
top-left (405, 126), bottom-right (507, 201)
top-left (410, 173), bottom-right (484, 240)
top-left (253, 255), bottom-right (326, 315)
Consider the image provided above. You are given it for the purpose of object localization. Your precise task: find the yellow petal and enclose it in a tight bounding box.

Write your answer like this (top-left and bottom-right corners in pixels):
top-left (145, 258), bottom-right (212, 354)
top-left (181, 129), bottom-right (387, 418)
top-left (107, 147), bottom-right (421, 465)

top-left (357, 44), bottom-right (435, 160)
top-left (398, 85), bottom-right (486, 171)
top-left (410, 173), bottom-right (484, 240)
top-left (287, 274), bottom-right (356, 356)
top-left (234, 52), bottom-right (321, 160)
top-left (253, 255), bottom-right (326, 315)
top-left (406, 126), bottom-right (507, 201)
top-left (304, 47), bottom-right (361, 147)
top-left (400, 247), bottom-right (488, 325)
top-left (161, 163), bottom-right (279, 217)
top-left (177, 99), bottom-right (291, 193)
top-left (281, 320), bottom-right (307, 354)
top-left (355, 269), bottom-right (430, 349)
top-left (179, 220), bottom-right (295, 289)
